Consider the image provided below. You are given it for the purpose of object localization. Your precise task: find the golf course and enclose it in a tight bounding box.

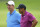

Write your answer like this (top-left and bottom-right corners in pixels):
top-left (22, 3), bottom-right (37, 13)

top-left (0, 0), bottom-right (40, 27)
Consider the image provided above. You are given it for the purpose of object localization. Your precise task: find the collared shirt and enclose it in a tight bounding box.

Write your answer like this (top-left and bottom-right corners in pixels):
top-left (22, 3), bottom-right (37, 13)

top-left (20, 11), bottom-right (35, 27)
top-left (7, 10), bottom-right (21, 27)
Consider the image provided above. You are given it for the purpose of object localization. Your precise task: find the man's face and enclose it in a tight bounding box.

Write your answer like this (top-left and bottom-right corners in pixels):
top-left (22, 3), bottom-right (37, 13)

top-left (7, 4), bottom-right (14, 11)
top-left (19, 8), bottom-right (24, 14)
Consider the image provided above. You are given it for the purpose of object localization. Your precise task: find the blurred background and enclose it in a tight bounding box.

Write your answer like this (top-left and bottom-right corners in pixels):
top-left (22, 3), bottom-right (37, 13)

top-left (0, 0), bottom-right (40, 27)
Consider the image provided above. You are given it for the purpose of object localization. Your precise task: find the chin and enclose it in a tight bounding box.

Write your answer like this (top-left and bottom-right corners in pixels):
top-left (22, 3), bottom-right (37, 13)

top-left (8, 9), bottom-right (11, 11)
top-left (8, 10), bottom-right (11, 11)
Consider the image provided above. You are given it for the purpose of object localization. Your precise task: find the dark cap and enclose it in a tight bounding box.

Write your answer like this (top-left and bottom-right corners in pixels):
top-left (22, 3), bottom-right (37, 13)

top-left (16, 4), bottom-right (26, 10)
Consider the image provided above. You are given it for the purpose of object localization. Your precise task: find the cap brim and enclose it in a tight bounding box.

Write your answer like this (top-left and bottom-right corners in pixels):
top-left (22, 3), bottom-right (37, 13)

top-left (16, 7), bottom-right (20, 9)
top-left (6, 3), bottom-right (11, 5)
top-left (6, 3), bottom-right (8, 5)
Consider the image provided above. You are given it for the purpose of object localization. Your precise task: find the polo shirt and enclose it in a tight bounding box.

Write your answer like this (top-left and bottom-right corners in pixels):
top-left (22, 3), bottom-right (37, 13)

top-left (20, 11), bottom-right (35, 27)
top-left (7, 10), bottom-right (21, 27)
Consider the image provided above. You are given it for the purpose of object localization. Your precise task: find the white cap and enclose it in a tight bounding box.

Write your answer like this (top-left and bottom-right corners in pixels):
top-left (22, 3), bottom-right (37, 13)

top-left (6, 1), bottom-right (15, 6)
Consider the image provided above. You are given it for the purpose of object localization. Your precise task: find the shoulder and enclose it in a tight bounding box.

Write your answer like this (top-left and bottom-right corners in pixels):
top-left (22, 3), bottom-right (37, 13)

top-left (14, 11), bottom-right (21, 18)
top-left (15, 11), bottom-right (21, 16)
top-left (27, 12), bottom-right (32, 17)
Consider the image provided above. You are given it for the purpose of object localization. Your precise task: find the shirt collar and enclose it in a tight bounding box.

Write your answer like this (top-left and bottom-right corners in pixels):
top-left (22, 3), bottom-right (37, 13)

top-left (24, 11), bottom-right (27, 15)
top-left (22, 11), bottom-right (27, 16)
top-left (12, 10), bottom-right (16, 15)
top-left (9, 10), bottom-right (16, 15)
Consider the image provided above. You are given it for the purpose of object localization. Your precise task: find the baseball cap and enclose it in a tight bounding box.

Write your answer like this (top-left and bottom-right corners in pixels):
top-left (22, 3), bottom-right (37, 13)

top-left (16, 4), bottom-right (26, 10)
top-left (6, 1), bottom-right (15, 6)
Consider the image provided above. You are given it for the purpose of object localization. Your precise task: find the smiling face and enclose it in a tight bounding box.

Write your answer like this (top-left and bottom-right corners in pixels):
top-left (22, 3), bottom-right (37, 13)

top-left (7, 4), bottom-right (14, 11)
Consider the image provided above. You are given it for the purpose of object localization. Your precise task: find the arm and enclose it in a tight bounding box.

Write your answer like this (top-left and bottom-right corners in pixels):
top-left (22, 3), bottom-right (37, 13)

top-left (31, 19), bottom-right (38, 27)
top-left (28, 13), bottom-right (38, 27)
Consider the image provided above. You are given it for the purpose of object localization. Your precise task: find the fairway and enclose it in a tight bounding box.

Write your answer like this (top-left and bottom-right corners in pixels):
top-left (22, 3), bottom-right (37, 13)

top-left (0, 0), bottom-right (40, 27)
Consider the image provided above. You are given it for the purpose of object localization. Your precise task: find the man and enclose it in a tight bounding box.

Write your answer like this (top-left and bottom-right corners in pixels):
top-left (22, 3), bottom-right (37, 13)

top-left (16, 4), bottom-right (38, 27)
top-left (6, 1), bottom-right (21, 27)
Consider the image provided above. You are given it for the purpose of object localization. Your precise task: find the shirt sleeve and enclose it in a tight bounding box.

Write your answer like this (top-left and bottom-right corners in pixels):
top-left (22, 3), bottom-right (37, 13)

top-left (17, 13), bottom-right (21, 23)
top-left (18, 14), bottom-right (21, 22)
top-left (28, 13), bottom-right (35, 22)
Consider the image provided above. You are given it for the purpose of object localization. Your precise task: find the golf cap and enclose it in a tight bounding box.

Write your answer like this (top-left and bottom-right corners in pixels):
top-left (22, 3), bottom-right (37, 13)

top-left (6, 1), bottom-right (15, 6)
top-left (16, 4), bottom-right (26, 9)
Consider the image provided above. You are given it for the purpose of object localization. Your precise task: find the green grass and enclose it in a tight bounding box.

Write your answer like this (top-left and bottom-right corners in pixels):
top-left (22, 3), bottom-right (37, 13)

top-left (0, 0), bottom-right (40, 27)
